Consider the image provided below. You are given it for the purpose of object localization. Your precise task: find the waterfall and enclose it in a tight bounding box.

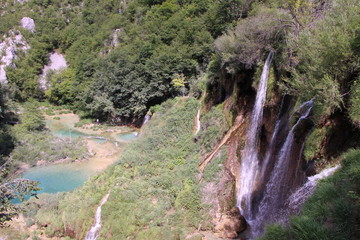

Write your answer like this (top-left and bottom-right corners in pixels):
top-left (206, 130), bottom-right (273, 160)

top-left (287, 165), bottom-right (340, 214)
top-left (259, 118), bottom-right (281, 180)
top-left (237, 52), bottom-right (274, 217)
top-left (84, 192), bottom-right (110, 240)
top-left (252, 99), bottom-right (314, 237)
top-left (195, 109), bottom-right (201, 135)
top-left (142, 114), bottom-right (151, 126)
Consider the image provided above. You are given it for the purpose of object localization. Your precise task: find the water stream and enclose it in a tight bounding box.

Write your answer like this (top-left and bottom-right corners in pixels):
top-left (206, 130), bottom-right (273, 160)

top-left (286, 165), bottom-right (340, 215)
top-left (84, 192), bottom-right (111, 240)
top-left (142, 114), bottom-right (151, 125)
top-left (195, 109), bottom-right (201, 135)
top-left (237, 52), bottom-right (274, 217)
top-left (252, 99), bottom-right (314, 237)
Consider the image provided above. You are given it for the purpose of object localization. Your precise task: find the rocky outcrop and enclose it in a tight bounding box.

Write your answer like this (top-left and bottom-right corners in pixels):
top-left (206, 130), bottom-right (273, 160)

top-left (39, 52), bottom-right (67, 90)
top-left (215, 207), bottom-right (247, 239)
top-left (0, 31), bottom-right (30, 84)
top-left (111, 28), bottom-right (121, 48)
top-left (20, 17), bottom-right (35, 32)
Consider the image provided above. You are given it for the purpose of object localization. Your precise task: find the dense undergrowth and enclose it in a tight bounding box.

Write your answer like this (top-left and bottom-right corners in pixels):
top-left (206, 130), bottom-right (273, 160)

top-left (0, 0), bottom-right (359, 239)
top-left (23, 97), bottom-right (216, 239)
top-left (259, 149), bottom-right (360, 240)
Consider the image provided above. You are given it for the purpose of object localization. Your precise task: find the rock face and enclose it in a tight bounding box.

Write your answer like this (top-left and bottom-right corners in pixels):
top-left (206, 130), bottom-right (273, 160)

top-left (0, 31), bottom-right (30, 84)
top-left (111, 28), bottom-right (121, 48)
top-left (39, 52), bottom-right (67, 90)
top-left (20, 17), bottom-right (35, 32)
top-left (215, 207), bottom-right (247, 239)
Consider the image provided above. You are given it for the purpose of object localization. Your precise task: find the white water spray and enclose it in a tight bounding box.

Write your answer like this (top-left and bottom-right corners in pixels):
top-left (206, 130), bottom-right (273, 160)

top-left (195, 109), bottom-right (201, 135)
top-left (84, 192), bottom-right (110, 240)
top-left (288, 165), bottom-right (340, 212)
top-left (237, 52), bottom-right (274, 217)
top-left (253, 99), bottom-right (314, 237)
top-left (142, 114), bottom-right (151, 126)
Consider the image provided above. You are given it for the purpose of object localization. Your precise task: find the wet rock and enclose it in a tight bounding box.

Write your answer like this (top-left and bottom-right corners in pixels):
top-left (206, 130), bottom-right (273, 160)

top-left (20, 17), bottom-right (35, 32)
top-left (215, 207), bottom-right (247, 239)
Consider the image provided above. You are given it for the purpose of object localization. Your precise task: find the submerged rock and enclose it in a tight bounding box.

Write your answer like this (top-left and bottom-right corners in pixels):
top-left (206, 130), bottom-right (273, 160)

top-left (215, 207), bottom-right (247, 239)
top-left (20, 17), bottom-right (35, 32)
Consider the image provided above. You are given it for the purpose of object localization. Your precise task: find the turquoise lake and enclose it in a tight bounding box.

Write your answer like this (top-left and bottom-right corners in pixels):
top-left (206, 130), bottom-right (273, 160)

top-left (19, 115), bottom-right (138, 197)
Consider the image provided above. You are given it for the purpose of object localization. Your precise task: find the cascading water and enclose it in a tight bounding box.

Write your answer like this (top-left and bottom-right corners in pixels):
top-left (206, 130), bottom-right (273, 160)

top-left (142, 114), bottom-right (151, 125)
top-left (259, 118), bottom-right (281, 181)
top-left (237, 52), bottom-right (274, 218)
top-left (85, 192), bottom-right (110, 240)
top-left (195, 109), bottom-right (201, 135)
top-left (252, 99), bottom-right (314, 237)
top-left (286, 165), bottom-right (340, 215)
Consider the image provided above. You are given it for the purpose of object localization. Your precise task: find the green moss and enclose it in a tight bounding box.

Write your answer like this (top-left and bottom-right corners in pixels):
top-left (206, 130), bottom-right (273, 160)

top-left (303, 127), bottom-right (327, 161)
top-left (349, 77), bottom-right (360, 126)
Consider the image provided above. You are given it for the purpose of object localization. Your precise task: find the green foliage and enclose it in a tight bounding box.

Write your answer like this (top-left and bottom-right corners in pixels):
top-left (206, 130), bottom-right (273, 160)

top-left (284, 0), bottom-right (360, 117)
top-left (349, 77), bottom-right (360, 126)
top-left (0, 176), bottom-right (40, 226)
top-left (258, 224), bottom-right (290, 240)
top-left (214, 7), bottom-right (291, 71)
top-left (9, 129), bottom-right (88, 165)
top-left (198, 104), bottom-right (230, 152)
top-left (31, 98), bottom-right (212, 239)
top-left (45, 69), bottom-right (78, 105)
top-left (6, 37), bottom-right (54, 100)
top-left (202, 147), bottom-right (227, 182)
top-left (303, 127), bottom-right (328, 162)
top-left (74, 118), bottom-right (94, 128)
top-left (20, 100), bottom-right (45, 131)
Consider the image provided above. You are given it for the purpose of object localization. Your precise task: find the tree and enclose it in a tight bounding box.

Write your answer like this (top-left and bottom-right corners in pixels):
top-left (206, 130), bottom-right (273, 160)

top-left (171, 73), bottom-right (187, 96)
top-left (20, 100), bottom-right (45, 131)
top-left (0, 175), bottom-right (40, 226)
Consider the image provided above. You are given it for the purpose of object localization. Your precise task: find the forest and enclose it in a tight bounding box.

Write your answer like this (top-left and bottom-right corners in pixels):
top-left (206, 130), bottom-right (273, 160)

top-left (0, 0), bottom-right (359, 239)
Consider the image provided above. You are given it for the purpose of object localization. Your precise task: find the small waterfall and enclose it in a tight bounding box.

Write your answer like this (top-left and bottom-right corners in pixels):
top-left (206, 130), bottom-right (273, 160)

top-left (195, 109), bottom-right (201, 135)
top-left (253, 99), bottom-right (314, 237)
top-left (287, 165), bottom-right (340, 214)
top-left (85, 192), bottom-right (110, 240)
top-left (237, 52), bottom-right (274, 217)
top-left (142, 114), bottom-right (151, 126)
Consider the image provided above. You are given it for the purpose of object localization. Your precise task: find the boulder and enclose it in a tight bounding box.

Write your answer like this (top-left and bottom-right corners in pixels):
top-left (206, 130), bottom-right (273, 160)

top-left (215, 207), bottom-right (247, 239)
top-left (20, 17), bottom-right (35, 32)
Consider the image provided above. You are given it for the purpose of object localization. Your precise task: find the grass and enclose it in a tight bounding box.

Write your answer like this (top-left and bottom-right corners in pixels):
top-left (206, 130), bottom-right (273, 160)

top-left (26, 97), bottom-right (215, 239)
top-left (74, 118), bottom-right (94, 128)
top-left (10, 128), bottom-right (88, 165)
top-left (259, 149), bottom-right (360, 240)
top-left (198, 103), bottom-right (230, 153)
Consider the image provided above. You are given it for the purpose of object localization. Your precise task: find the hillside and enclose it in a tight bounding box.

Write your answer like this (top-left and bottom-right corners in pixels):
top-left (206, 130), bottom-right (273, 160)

top-left (0, 0), bottom-right (359, 239)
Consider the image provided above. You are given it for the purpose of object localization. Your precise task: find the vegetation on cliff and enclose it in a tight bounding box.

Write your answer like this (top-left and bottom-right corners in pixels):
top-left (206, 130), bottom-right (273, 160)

top-left (0, 0), bottom-right (359, 239)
